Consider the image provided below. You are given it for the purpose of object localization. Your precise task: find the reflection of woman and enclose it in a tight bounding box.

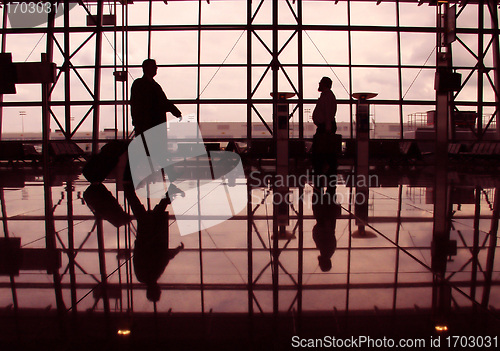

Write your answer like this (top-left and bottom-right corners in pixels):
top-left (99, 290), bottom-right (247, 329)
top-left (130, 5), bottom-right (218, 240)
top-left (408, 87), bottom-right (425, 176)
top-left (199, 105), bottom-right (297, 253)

top-left (312, 194), bottom-right (340, 272)
top-left (124, 183), bottom-right (184, 302)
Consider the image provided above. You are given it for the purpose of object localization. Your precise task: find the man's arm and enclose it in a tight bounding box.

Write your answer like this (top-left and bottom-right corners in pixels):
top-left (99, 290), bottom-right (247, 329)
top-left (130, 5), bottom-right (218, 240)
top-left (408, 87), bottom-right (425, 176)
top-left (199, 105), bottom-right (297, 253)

top-left (156, 82), bottom-right (182, 118)
top-left (165, 100), bottom-right (182, 118)
top-left (166, 242), bottom-right (184, 261)
top-left (130, 81), bottom-right (141, 124)
top-left (321, 92), bottom-right (337, 132)
top-left (312, 95), bottom-right (324, 127)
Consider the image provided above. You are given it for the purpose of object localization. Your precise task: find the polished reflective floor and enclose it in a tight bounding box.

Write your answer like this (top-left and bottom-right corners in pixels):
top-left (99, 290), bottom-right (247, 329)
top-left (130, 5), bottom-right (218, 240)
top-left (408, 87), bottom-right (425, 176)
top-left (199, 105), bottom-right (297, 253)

top-left (0, 163), bottom-right (499, 350)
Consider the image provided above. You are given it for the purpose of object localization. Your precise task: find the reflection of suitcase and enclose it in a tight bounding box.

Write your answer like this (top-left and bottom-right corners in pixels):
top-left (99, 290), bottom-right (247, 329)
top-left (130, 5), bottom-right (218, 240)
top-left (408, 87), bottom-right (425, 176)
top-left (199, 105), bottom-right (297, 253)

top-left (83, 183), bottom-right (130, 227)
top-left (82, 140), bottom-right (129, 183)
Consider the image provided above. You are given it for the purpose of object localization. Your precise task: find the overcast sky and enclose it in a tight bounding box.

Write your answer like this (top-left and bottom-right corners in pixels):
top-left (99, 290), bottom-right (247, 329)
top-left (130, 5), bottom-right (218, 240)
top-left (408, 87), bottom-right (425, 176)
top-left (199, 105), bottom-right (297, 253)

top-left (1, 1), bottom-right (496, 133)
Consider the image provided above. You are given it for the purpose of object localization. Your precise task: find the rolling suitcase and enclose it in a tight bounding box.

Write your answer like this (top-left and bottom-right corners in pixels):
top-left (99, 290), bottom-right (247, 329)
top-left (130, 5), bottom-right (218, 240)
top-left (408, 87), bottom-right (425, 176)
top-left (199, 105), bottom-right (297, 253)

top-left (82, 140), bottom-right (129, 183)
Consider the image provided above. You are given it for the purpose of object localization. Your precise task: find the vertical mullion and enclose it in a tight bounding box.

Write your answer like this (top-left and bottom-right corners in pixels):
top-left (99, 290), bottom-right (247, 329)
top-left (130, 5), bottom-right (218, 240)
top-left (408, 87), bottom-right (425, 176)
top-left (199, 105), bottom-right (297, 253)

top-left (346, 184), bottom-right (353, 313)
top-left (392, 184), bottom-right (403, 312)
top-left (396, 0), bottom-right (404, 139)
top-left (148, 0), bottom-right (153, 59)
top-left (113, 0), bottom-right (118, 139)
top-left (122, 2), bottom-right (127, 139)
top-left (197, 0), bottom-right (204, 318)
top-left (348, 0), bottom-right (354, 139)
top-left (272, 0), bottom-right (279, 137)
top-left (197, 0), bottom-right (202, 125)
top-left (298, 0), bottom-right (304, 140)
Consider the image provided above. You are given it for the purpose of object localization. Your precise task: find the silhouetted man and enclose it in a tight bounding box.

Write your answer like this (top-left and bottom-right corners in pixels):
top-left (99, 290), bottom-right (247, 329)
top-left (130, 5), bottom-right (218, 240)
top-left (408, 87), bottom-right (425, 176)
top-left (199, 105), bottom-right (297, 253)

top-left (130, 58), bottom-right (182, 135)
top-left (311, 77), bottom-right (338, 194)
top-left (126, 58), bottom-right (184, 184)
top-left (313, 76), bottom-right (337, 134)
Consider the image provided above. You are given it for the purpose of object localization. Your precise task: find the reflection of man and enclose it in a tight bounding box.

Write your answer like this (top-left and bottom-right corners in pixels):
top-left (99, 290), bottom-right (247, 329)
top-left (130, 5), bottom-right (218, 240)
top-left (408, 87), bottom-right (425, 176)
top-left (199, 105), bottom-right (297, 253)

top-left (312, 77), bottom-right (338, 194)
top-left (130, 58), bottom-right (182, 135)
top-left (312, 193), bottom-right (340, 272)
top-left (124, 183), bottom-right (184, 302)
top-left (83, 182), bottom-right (184, 302)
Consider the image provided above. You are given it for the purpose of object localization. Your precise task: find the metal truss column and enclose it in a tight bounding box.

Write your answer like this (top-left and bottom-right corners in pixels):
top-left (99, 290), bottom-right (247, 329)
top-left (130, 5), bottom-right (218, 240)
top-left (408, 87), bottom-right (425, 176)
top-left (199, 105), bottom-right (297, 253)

top-left (477, 0), bottom-right (485, 137)
top-left (432, 2), bottom-right (453, 318)
top-left (1, 189), bottom-right (19, 331)
top-left (66, 180), bottom-right (78, 325)
top-left (297, 0), bottom-right (304, 140)
top-left (0, 6), bottom-right (7, 140)
top-left (481, 186), bottom-right (499, 307)
top-left (64, 0), bottom-right (71, 139)
top-left (42, 6), bottom-right (67, 330)
top-left (489, 0), bottom-right (500, 140)
top-left (246, 183), bottom-right (254, 344)
top-left (123, 2), bottom-right (130, 138)
top-left (347, 0), bottom-right (354, 139)
top-left (430, 174), bottom-right (452, 327)
top-left (435, 3), bottom-right (452, 164)
top-left (43, 114), bottom-right (67, 342)
top-left (42, 3), bottom-right (56, 166)
top-left (92, 2), bottom-right (104, 154)
top-left (246, 0), bottom-right (252, 143)
top-left (96, 218), bottom-right (111, 336)
top-left (271, 1), bottom-right (280, 337)
top-left (272, 0), bottom-right (279, 137)
top-left (296, 186), bottom-right (304, 333)
top-left (470, 186), bottom-right (481, 309)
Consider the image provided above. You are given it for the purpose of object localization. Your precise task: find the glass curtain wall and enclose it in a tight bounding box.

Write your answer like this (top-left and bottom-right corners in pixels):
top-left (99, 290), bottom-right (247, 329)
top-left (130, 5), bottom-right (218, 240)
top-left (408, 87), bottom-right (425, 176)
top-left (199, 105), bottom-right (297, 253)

top-left (0, 1), bottom-right (498, 142)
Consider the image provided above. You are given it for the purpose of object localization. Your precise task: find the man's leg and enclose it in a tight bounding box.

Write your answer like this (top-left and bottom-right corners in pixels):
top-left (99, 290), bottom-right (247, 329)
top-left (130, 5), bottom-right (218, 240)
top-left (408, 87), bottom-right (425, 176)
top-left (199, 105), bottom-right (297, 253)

top-left (326, 153), bottom-right (338, 197)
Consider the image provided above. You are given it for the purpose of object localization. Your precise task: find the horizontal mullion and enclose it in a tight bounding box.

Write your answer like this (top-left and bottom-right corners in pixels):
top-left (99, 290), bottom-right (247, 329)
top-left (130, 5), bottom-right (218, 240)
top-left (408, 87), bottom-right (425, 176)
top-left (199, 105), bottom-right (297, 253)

top-left (0, 214), bottom-right (492, 222)
top-left (3, 24), bottom-right (496, 35)
top-left (0, 280), bottom-right (497, 292)
top-left (59, 64), bottom-right (495, 73)
top-left (2, 99), bottom-right (497, 107)
top-left (51, 64), bottom-right (495, 71)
